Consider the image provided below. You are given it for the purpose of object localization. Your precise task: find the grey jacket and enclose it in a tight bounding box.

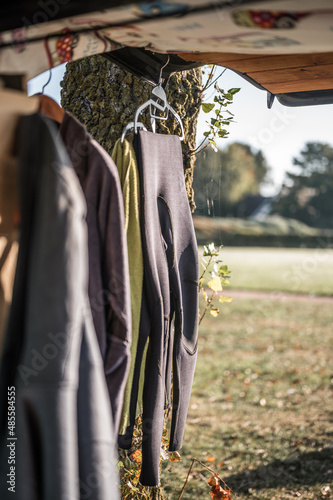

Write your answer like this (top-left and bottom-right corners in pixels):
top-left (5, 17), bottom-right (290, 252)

top-left (0, 113), bottom-right (120, 500)
top-left (59, 112), bottom-right (131, 434)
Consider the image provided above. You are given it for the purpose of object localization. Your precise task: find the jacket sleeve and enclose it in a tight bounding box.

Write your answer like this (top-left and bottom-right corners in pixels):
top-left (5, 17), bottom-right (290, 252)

top-left (92, 140), bottom-right (132, 433)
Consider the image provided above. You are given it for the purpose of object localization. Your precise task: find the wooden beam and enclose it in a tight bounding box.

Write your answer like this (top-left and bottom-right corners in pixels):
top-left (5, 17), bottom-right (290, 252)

top-left (181, 51), bottom-right (333, 72)
top-left (264, 78), bottom-right (333, 93)
top-left (251, 64), bottom-right (333, 84)
top-left (180, 52), bottom-right (333, 93)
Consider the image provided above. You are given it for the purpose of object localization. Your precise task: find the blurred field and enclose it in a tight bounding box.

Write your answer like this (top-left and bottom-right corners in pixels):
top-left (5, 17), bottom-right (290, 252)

top-left (202, 246), bottom-right (333, 296)
top-left (194, 215), bottom-right (333, 248)
top-left (161, 298), bottom-right (333, 500)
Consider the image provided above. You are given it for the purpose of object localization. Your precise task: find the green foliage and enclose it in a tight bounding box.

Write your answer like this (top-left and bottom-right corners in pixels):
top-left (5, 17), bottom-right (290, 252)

top-left (199, 243), bottom-right (232, 324)
top-left (272, 141), bottom-right (333, 229)
top-left (194, 78), bottom-right (240, 155)
top-left (193, 143), bottom-right (270, 217)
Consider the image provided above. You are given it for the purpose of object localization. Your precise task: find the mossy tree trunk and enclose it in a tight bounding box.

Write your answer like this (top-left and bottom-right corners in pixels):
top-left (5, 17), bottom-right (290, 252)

top-left (60, 54), bottom-right (202, 210)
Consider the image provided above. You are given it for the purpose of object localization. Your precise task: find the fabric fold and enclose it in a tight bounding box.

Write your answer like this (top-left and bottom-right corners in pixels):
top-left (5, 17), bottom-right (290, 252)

top-left (112, 138), bottom-right (144, 436)
top-left (59, 112), bottom-right (132, 434)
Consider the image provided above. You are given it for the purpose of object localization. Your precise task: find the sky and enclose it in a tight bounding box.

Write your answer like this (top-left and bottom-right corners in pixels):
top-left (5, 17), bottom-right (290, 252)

top-left (197, 68), bottom-right (333, 195)
top-left (28, 63), bottom-right (333, 196)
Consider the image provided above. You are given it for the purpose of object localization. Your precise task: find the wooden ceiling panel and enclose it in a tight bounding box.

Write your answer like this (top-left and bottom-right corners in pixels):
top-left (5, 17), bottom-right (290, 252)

top-left (251, 64), bottom-right (333, 83)
top-left (264, 78), bottom-right (333, 94)
top-left (181, 52), bottom-right (333, 94)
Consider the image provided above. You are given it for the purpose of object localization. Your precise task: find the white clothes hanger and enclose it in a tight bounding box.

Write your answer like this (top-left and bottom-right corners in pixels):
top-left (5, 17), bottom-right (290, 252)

top-left (121, 56), bottom-right (185, 142)
top-left (120, 121), bottom-right (147, 144)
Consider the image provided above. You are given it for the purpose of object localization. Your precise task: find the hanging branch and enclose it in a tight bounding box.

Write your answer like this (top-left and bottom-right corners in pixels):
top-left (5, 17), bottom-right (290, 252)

top-left (204, 67), bottom-right (227, 92)
top-left (191, 65), bottom-right (240, 157)
top-left (198, 243), bottom-right (232, 325)
top-left (202, 64), bottom-right (217, 92)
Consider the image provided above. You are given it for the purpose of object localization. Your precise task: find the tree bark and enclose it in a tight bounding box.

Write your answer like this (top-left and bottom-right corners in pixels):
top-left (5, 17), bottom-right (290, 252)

top-left (60, 54), bottom-right (202, 210)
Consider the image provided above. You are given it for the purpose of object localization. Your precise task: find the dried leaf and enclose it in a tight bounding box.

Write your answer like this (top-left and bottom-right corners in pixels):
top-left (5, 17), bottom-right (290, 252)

top-left (208, 475), bottom-right (220, 486)
top-left (210, 309), bottom-right (219, 318)
top-left (211, 484), bottom-right (232, 499)
top-left (130, 449), bottom-right (142, 464)
top-left (169, 451), bottom-right (182, 462)
top-left (321, 485), bottom-right (331, 497)
top-left (206, 456), bottom-right (216, 462)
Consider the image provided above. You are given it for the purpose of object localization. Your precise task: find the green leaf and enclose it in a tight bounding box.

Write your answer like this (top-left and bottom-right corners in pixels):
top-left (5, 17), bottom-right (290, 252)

top-left (229, 87), bottom-right (241, 95)
top-left (203, 131), bottom-right (210, 137)
top-left (219, 265), bottom-right (231, 276)
top-left (202, 103), bottom-right (215, 113)
top-left (219, 296), bottom-right (233, 303)
top-left (222, 279), bottom-right (230, 286)
top-left (207, 276), bottom-right (223, 292)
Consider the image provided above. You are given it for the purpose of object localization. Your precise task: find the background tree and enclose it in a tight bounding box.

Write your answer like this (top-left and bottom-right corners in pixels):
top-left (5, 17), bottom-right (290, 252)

top-left (272, 142), bottom-right (333, 228)
top-left (193, 142), bottom-right (270, 217)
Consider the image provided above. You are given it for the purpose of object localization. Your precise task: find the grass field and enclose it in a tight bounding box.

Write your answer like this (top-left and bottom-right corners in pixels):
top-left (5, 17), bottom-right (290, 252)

top-left (159, 247), bottom-right (333, 500)
top-left (161, 299), bottom-right (333, 499)
top-left (203, 246), bottom-right (333, 296)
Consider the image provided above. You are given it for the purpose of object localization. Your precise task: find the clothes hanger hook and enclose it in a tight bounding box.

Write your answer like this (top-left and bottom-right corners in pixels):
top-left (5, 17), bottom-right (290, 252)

top-left (41, 69), bottom-right (52, 94)
top-left (158, 55), bottom-right (170, 85)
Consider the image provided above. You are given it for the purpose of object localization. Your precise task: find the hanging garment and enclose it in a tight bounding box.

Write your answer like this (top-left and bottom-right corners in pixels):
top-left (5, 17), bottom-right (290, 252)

top-left (59, 112), bottom-right (132, 434)
top-left (0, 113), bottom-right (120, 500)
top-left (119, 130), bottom-right (199, 486)
top-left (111, 138), bottom-right (144, 436)
top-left (0, 88), bottom-right (39, 354)
top-left (0, 235), bottom-right (18, 357)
